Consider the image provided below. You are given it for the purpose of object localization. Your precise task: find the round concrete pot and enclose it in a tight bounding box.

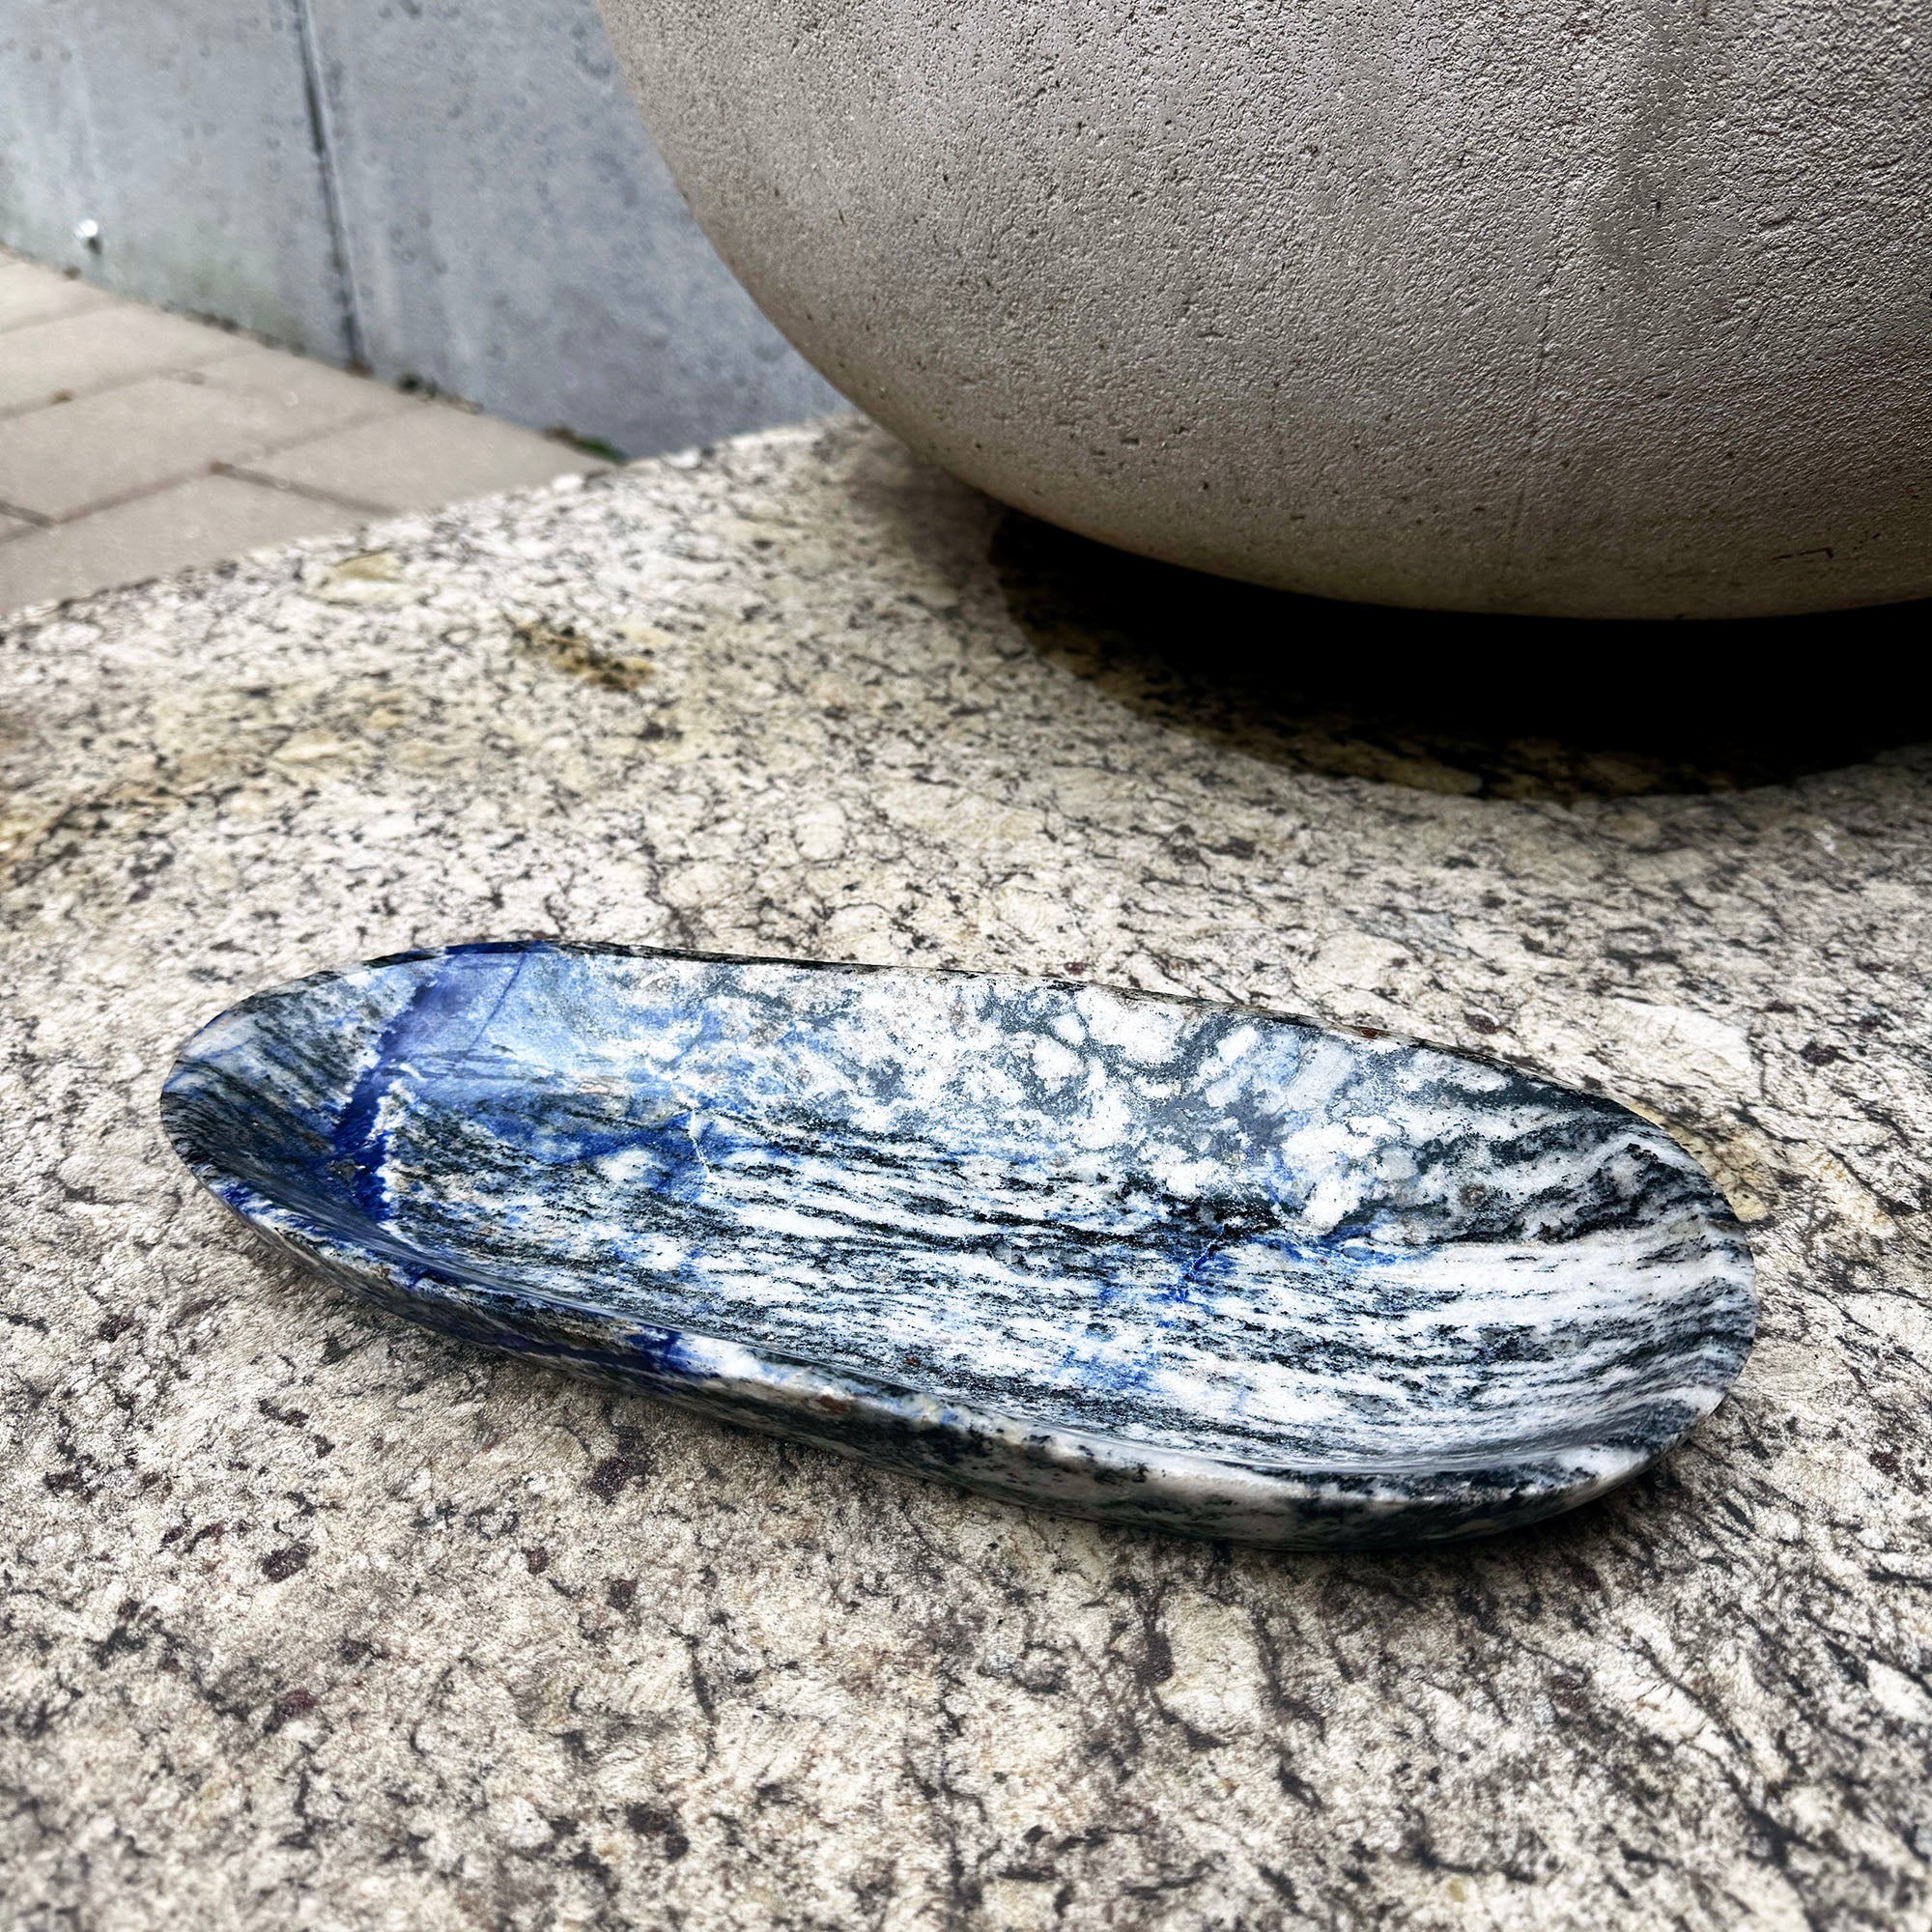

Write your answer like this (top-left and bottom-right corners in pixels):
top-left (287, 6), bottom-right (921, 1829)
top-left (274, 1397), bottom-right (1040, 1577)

top-left (599, 0), bottom-right (1929, 618)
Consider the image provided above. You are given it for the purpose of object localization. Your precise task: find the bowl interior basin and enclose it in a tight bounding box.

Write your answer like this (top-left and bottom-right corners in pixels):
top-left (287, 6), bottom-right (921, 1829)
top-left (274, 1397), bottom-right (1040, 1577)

top-left (162, 943), bottom-right (1754, 1475)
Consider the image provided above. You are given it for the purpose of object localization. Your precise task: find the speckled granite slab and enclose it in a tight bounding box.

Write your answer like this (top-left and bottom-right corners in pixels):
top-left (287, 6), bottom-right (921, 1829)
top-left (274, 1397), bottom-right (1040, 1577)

top-left (163, 941), bottom-right (1753, 1548)
top-left (7, 419), bottom-right (1930, 1932)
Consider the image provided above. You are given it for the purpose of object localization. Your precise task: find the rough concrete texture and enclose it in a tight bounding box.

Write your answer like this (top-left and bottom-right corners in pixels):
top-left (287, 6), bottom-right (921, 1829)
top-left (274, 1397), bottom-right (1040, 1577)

top-left (3, 418), bottom-right (1930, 1930)
top-left (0, 0), bottom-right (839, 457)
top-left (605, 0), bottom-right (1931, 618)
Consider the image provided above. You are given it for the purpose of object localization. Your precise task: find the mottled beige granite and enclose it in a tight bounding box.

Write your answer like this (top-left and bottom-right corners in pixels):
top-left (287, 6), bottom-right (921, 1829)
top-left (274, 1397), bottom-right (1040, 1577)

top-left (2, 419), bottom-right (1928, 1931)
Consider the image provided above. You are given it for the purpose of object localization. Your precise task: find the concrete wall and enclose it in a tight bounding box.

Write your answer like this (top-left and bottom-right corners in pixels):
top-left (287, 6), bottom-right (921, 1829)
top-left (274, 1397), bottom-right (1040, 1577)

top-left (0, 0), bottom-right (841, 457)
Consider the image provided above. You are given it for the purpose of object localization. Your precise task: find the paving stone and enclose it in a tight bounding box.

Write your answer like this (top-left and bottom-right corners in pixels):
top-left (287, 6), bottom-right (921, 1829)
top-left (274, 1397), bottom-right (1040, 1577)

top-left (0, 257), bottom-right (117, 331)
top-left (0, 471), bottom-right (360, 612)
top-left (0, 270), bottom-right (612, 608)
top-left (0, 377), bottom-right (382, 521)
top-left (194, 341), bottom-right (416, 425)
top-left (0, 301), bottom-right (242, 412)
top-left (251, 403), bottom-right (604, 512)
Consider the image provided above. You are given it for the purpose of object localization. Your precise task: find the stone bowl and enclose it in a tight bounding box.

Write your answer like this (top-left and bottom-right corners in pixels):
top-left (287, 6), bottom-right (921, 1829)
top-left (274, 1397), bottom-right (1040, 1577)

top-left (598, 0), bottom-right (1929, 618)
top-left (161, 941), bottom-right (1755, 1548)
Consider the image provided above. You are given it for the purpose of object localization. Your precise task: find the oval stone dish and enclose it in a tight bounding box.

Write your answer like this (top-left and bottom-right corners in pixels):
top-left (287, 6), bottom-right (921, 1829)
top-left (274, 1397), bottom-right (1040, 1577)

top-left (161, 942), bottom-right (1755, 1548)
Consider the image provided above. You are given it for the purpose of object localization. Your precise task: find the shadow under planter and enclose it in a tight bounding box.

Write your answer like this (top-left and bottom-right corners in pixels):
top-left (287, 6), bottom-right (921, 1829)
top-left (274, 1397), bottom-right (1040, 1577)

top-left (992, 512), bottom-right (1931, 801)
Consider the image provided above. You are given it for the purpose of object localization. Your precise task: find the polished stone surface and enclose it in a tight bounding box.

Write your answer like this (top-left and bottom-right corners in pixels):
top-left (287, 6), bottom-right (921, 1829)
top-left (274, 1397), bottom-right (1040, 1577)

top-left (163, 943), bottom-right (1753, 1548)
top-left (2, 419), bottom-right (1928, 1928)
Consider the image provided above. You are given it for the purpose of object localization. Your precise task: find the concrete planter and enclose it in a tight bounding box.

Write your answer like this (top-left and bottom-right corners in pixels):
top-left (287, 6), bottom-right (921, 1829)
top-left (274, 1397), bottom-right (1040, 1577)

top-left (601, 0), bottom-right (1928, 617)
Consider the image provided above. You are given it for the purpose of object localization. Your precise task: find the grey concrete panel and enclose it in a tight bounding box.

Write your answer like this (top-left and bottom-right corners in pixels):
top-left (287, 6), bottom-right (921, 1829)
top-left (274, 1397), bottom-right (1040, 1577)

top-left (0, 0), bottom-right (353, 357)
top-left (305, 0), bottom-right (842, 457)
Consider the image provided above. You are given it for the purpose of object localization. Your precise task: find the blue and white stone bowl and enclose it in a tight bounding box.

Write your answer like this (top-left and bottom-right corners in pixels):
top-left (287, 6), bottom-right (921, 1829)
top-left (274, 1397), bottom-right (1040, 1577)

top-left (160, 943), bottom-right (1756, 1548)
